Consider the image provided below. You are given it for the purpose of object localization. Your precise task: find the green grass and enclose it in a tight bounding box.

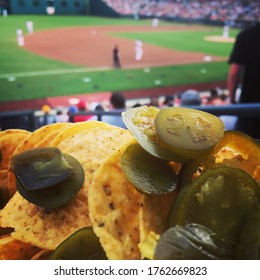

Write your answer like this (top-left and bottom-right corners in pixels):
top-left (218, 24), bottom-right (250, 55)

top-left (115, 29), bottom-right (238, 57)
top-left (0, 62), bottom-right (229, 101)
top-left (0, 15), bottom-right (239, 103)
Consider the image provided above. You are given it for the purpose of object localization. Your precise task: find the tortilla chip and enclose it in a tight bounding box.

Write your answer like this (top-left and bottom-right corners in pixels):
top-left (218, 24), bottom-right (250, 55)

top-left (34, 122), bottom-right (73, 148)
top-left (13, 123), bottom-right (70, 154)
top-left (0, 190), bottom-right (89, 250)
top-left (139, 191), bottom-right (177, 242)
top-left (0, 124), bottom-right (134, 250)
top-left (88, 139), bottom-right (144, 260)
top-left (0, 129), bottom-right (29, 137)
top-left (49, 121), bottom-right (108, 148)
top-left (0, 129), bottom-right (30, 170)
top-left (0, 234), bottom-right (40, 260)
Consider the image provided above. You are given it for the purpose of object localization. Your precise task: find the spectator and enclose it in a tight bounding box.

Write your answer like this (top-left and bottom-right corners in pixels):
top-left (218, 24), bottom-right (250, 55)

top-left (56, 109), bottom-right (69, 122)
top-left (162, 95), bottom-right (174, 107)
top-left (88, 103), bottom-right (105, 121)
top-left (74, 100), bottom-right (94, 122)
top-left (132, 102), bottom-right (142, 108)
top-left (227, 16), bottom-right (260, 138)
top-left (67, 106), bottom-right (79, 122)
top-left (206, 88), bottom-right (227, 105)
top-left (101, 92), bottom-right (127, 128)
top-left (102, 0), bottom-right (259, 27)
top-left (174, 93), bottom-right (182, 107)
top-left (148, 96), bottom-right (160, 107)
top-left (180, 90), bottom-right (202, 106)
top-left (219, 92), bottom-right (229, 103)
top-left (203, 88), bottom-right (237, 130)
top-left (95, 104), bottom-right (105, 111)
top-left (39, 104), bottom-right (56, 126)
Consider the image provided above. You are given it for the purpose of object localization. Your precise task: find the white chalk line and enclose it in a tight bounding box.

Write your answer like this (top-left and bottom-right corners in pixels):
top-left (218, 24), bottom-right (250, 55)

top-left (0, 66), bottom-right (112, 79)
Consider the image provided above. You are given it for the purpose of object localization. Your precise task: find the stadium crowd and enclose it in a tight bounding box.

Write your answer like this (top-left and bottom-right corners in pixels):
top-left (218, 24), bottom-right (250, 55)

top-left (35, 88), bottom-right (234, 129)
top-left (102, 0), bottom-right (259, 25)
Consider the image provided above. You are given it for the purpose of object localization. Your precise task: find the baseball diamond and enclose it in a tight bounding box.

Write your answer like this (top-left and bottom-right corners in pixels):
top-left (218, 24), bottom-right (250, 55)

top-left (0, 19), bottom-right (230, 111)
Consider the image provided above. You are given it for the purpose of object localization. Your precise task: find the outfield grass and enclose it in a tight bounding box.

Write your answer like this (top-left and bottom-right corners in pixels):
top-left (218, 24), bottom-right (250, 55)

top-left (115, 29), bottom-right (238, 57)
top-left (0, 15), bottom-right (239, 103)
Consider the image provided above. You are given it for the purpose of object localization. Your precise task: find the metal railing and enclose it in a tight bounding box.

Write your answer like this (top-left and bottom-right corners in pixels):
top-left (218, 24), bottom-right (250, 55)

top-left (1, 103), bottom-right (260, 131)
top-left (189, 103), bottom-right (260, 118)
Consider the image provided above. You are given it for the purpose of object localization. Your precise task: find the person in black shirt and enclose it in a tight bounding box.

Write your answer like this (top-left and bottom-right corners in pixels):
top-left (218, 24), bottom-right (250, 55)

top-left (113, 45), bottom-right (121, 68)
top-left (227, 21), bottom-right (260, 138)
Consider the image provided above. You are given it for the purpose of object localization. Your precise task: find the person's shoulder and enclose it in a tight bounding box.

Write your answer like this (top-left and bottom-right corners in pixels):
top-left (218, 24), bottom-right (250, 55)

top-left (252, 22), bottom-right (260, 30)
top-left (237, 23), bottom-right (260, 47)
top-left (239, 23), bottom-right (260, 37)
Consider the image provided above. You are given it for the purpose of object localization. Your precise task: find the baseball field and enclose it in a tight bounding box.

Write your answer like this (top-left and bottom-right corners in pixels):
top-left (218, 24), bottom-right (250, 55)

top-left (0, 15), bottom-right (239, 111)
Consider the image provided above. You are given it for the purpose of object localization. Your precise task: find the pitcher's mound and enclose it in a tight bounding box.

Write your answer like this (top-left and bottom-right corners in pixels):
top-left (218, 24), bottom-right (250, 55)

top-left (204, 36), bottom-right (235, 43)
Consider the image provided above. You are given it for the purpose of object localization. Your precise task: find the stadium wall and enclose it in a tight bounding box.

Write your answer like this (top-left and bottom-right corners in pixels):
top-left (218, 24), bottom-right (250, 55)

top-left (89, 0), bottom-right (119, 17)
top-left (8, 0), bottom-right (90, 15)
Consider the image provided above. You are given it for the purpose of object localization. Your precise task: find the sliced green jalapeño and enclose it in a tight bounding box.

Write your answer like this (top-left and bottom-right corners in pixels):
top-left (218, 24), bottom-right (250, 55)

top-left (122, 105), bottom-right (181, 161)
top-left (154, 107), bottom-right (224, 162)
top-left (11, 147), bottom-right (73, 190)
top-left (121, 142), bottom-right (177, 194)
top-left (49, 227), bottom-right (107, 260)
top-left (11, 147), bottom-right (85, 208)
top-left (154, 223), bottom-right (235, 260)
top-left (169, 166), bottom-right (260, 244)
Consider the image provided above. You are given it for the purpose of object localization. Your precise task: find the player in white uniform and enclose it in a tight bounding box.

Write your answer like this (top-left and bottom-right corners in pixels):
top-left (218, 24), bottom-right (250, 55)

top-left (135, 39), bottom-right (143, 61)
top-left (16, 29), bottom-right (25, 46)
top-left (26, 21), bottom-right (34, 34)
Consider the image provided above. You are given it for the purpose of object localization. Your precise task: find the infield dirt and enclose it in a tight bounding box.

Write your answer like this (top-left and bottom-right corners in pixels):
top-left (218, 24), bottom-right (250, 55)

top-left (23, 25), bottom-right (225, 69)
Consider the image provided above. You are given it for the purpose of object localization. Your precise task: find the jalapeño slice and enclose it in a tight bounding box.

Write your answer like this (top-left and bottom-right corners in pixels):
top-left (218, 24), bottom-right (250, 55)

top-left (169, 166), bottom-right (260, 244)
top-left (11, 147), bottom-right (73, 190)
top-left (122, 105), bottom-right (181, 161)
top-left (49, 227), bottom-right (107, 260)
top-left (212, 130), bottom-right (260, 182)
top-left (178, 130), bottom-right (260, 190)
top-left (177, 156), bottom-right (220, 190)
top-left (11, 147), bottom-right (84, 208)
top-left (121, 142), bottom-right (177, 194)
top-left (154, 223), bottom-right (235, 260)
top-left (154, 107), bottom-right (224, 163)
top-left (236, 205), bottom-right (260, 259)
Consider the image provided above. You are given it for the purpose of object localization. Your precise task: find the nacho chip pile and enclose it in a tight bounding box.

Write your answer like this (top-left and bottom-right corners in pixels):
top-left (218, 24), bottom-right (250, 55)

top-left (88, 141), bottom-right (176, 259)
top-left (0, 121), bottom-right (174, 259)
top-left (1, 105), bottom-right (260, 260)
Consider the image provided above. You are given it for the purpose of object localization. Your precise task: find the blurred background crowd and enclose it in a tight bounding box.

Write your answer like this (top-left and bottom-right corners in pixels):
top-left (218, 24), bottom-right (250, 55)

top-left (103, 0), bottom-right (259, 26)
top-left (36, 87), bottom-right (234, 130)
